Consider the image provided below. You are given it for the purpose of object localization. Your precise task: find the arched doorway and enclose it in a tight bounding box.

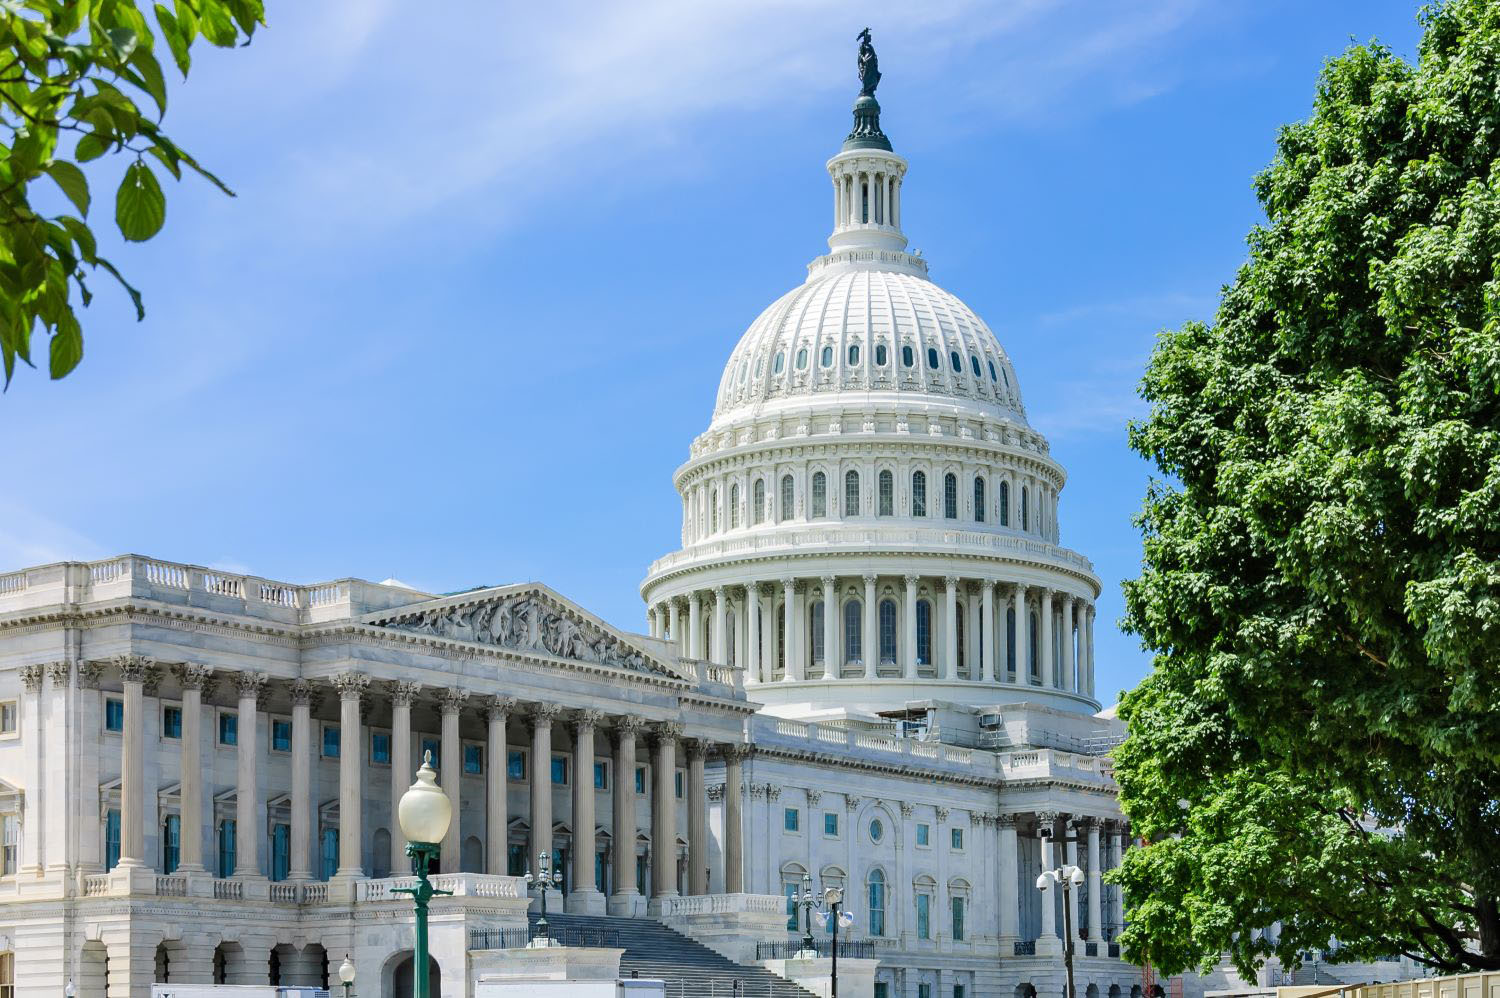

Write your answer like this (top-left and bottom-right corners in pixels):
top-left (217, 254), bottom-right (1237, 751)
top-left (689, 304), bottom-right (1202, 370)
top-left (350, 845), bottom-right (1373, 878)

top-left (79, 941), bottom-right (108, 998)
top-left (386, 951), bottom-right (439, 998)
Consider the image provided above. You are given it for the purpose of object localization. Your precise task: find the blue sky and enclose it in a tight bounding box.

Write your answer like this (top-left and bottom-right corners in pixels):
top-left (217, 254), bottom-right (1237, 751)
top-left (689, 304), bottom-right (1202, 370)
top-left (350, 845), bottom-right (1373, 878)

top-left (5, 0), bottom-right (1426, 704)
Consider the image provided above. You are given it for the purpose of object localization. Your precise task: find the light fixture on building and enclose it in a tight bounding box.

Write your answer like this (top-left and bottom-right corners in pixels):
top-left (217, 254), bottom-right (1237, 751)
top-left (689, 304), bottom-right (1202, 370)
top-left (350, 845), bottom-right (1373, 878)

top-left (338, 954), bottom-right (356, 998)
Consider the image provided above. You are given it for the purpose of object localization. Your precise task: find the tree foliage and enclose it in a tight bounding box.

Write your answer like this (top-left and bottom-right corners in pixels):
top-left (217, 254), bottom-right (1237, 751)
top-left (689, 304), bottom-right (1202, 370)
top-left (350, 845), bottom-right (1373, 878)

top-left (0, 0), bottom-right (264, 386)
top-left (1114, 0), bottom-right (1500, 978)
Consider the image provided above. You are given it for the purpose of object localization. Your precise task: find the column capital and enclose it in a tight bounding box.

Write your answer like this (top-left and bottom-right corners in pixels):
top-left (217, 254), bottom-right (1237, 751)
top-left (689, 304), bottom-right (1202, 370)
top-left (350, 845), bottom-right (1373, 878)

top-left (862, 572), bottom-right (878, 585)
top-left (232, 670), bottom-right (269, 702)
top-left (780, 577), bottom-right (795, 592)
top-left (1078, 815), bottom-right (1102, 830)
top-left (389, 679), bottom-right (422, 708)
top-left (903, 573), bottom-right (919, 586)
top-left (78, 660), bottom-right (103, 689)
top-left (936, 806), bottom-right (950, 822)
top-left (615, 715), bottom-right (649, 737)
top-left (45, 660), bottom-right (71, 688)
top-left (289, 678), bottom-right (315, 706)
top-left (649, 721), bottom-right (684, 745)
top-left (806, 789), bottom-right (823, 806)
top-left (844, 794), bottom-right (863, 812)
top-left (683, 737), bottom-right (709, 761)
top-left (943, 574), bottom-right (959, 588)
top-left (1036, 810), bottom-right (1061, 831)
top-left (573, 708), bottom-right (604, 734)
top-left (438, 686), bottom-right (470, 715)
top-left (898, 801), bottom-right (915, 818)
top-left (18, 664), bottom-right (43, 693)
top-left (484, 695), bottom-right (517, 722)
top-left (981, 578), bottom-right (996, 592)
top-left (721, 743), bottom-right (753, 763)
top-left (331, 671), bottom-right (369, 701)
top-left (711, 585), bottom-right (726, 599)
top-left (995, 814), bottom-right (1018, 830)
top-left (114, 654), bottom-right (154, 685)
top-left (819, 575), bottom-right (836, 588)
top-left (529, 702), bottom-right (563, 727)
top-left (175, 663), bottom-right (214, 692)
top-left (688, 590), bottom-right (703, 605)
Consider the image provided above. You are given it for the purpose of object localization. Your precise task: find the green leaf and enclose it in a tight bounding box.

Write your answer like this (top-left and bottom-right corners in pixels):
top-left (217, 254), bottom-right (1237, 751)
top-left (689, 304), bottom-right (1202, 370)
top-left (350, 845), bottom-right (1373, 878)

top-left (154, 4), bottom-right (191, 76)
top-left (95, 257), bottom-right (145, 320)
top-left (43, 161), bottom-right (90, 217)
top-left (115, 161), bottom-right (166, 242)
top-left (107, 28), bottom-right (139, 62)
top-left (58, 216), bottom-right (96, 263)
top-left (127, 47), bottom-right (169, 116)
top-left (48, 314), bottom-right (82, 379)
top-left (75, 132), bottom-right (109, 163)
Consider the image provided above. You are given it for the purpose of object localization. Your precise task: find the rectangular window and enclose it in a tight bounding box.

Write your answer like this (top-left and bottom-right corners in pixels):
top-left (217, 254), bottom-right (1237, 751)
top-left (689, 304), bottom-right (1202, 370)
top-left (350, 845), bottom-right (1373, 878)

top-left (916, 822), bottom-right (930, 847)
top-left (875, 985), bottom-right (890, 998)
top-left (594, 761), bottom-right (608, 790)
top-left (784, 808), bottom-right (800, 832)
top-left (785, 881), bottom-right (800, 930)
top-left (218, 711), bottom-right (237, 746)
top-left (551, 756), bottom-right (568, 785)
top-left (824, 812), bottom-right (839, 837)
top-left (271, 718), bottom-right (292, 753)
top-left (951, 827), bottom-right (964, 850)
top-left (634, 766), bottom-right (646, 795)
top-left (916, 893), bottom-right (930, 939)
top-left (319, 826), bottom-right (337, 881)
top-left (674, 770), bottom-right (683, 798)
top-left (952, 895), bottom-right (966, 941)
top-left (271, 822), bottom-right (290, 882)
top-left (421, 737), bottom-right (440, 769)
top-left (595, 849), bottom-right (608, 894)
top-left (322, 723), bottom-right (340, 758)
top-left (105, 809), bottom-right (121, 871)
top-left (0, 701), bottom-right (15, 735)
top-left (463, 743), bottom-right (483, 775)
top-left (161, 706), bottom-right (182, 739)
top-left (1, 815), bottom-right (16, 874)
top-left (370, 731), bottom-right (391, 765)
top-left (920, 985), bottom-right (933, 998)
top-left (105, 698), bottom-right (125, 733)
top-left (955, 987), bottom-right (966, 998)
top-left (636, 854), bottom-right (649, 895)
top-left (161, 813), bottom-right (180, 874)
top-left (508, 843), bottom-right (526, 877)
top-left (217, 818), bottom-right (236, 878)
top-left (508, 749), bottom-right (527, 781)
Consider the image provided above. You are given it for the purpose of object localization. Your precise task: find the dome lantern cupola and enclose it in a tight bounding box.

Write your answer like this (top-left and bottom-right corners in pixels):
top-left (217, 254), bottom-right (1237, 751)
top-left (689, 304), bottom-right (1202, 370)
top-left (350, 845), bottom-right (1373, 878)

top-left (827, 29), bottom-right (907, 254)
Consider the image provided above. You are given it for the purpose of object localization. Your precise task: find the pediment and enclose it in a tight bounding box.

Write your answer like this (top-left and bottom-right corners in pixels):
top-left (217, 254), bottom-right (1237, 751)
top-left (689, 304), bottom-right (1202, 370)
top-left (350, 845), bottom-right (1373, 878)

top-left (361, 583), bottom-right (681, 680)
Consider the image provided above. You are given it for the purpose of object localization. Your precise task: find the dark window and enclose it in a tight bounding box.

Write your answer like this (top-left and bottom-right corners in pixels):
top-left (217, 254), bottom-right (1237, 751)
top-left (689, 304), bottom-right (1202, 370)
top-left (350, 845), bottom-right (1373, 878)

top-left (912, 471), bottom-right (927, 517)
top-left (162, 814), bottom-right (180, 874)
top-left (464, 744), bottom-right (483, 775)
top-left (753, 479), bottom-right (766, 524)
top-left (773, 352), bottom-right (784, 374)
top-left (821, 345), bottom-right (834, 367)
top-left (916, 599), bottom-right (932, 665)
top-left (944, 473), bottom-right (958, 519)
top-left (810, 601), bottom-right (825, 665)
top-left (974, 476), bottom-right (986, 523)
top-left (902, 345), bottom-right (914, 367)
top-left (105, 809), bottom-right (121, 870)
top-left (878, 470), bottom-right (893, 516)
top-left (875, 344), bottom-right (888, 366)
top-left (784, 808), bottom-right (799, 831)
top-left (323, 724), bottom-right (340, 758)
top-left (848, 344), bottom-right (860, 365)
top-left (844, 600), bottom-right (862, 662)
top-left (844, 470), bottom-right (860, 516)
top-left (1006, 607), bottom-right (1017, 674)
top-left (1022, 487), bottom-right (1030, 530)
top-left (796, 348), bottom-right (808, 369)
top-left (635, 766), bottom-right (646, 794)
top-left (508, 749), bottom-right (526, 781)
top-left (950, 350), bottom-right (962, 372)
top-left (812, 472), bottom-right (827, 518)
top-left (218, 712), bottom-right (237, 746)
top-left (988, 360), bottom-right (998, 381)
top-left (552, 757), bottom-right (569, 785)
top-left (370, 731), bottom-right (391, 765)
top-left (162, 706), bottom-right (182, 739)
top-left (780, 475), bottom-right (795, 522)
top-left (926, 347), bottom-right (939, 369)
top-left (105, 698), bottom-right (124, 733)
top-left (970, 355), bottom-right (982, 377)
top-left (999, 481), bottom-right (1010, 526)
top-left (879, 599), bottom-right (898, 663)
top-left (272, 719), bottom-right (292, 753)
top-left (594, 761), bottom-right (608, 790)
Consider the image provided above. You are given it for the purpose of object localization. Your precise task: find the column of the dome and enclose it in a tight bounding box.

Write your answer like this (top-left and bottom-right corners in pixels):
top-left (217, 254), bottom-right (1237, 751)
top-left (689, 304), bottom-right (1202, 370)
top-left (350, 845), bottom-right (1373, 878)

top-left (903, 574), bottom-right (918, 680)
top-left (689, 591), bottom-right (704, 660)
top-left (822, 576), bottom-right (839, 680)
top-left (862, 574), bottom-right (878, 680)
top-left (711, 587), bottom-right (727, 665)
top-left (1086, 605), bottom-right (1097, 697)
top-left (1040, 589), bottom-right (1055, 688)
top-left (943, 576), bottom-right (958, 682)
top-left (1061, 596), bottom-right (1076, 692)
top-left (980, 580), bottom-right (996, 683)
top-left (667, 600), bottom-right (682, 657)
top-left (746, 584), bottom-right (762, 684)
top-left (781, 578), bottom-right (799, 682)
top-left (1013, 584), bottom-right (1029, 684)
top-left (966, 585), bottom-right (981, 681)
top-left (647, 606), bottom-right (659, 639)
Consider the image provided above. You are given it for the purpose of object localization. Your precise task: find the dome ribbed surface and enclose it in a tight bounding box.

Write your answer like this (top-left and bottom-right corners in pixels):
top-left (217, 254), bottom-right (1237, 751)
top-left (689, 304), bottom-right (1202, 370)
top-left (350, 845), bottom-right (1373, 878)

top-left (712, 268), bottom-right (1025, 427)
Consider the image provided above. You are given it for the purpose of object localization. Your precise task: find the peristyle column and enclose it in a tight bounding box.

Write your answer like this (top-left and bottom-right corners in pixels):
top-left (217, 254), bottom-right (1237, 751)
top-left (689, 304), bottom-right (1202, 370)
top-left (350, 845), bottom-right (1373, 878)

top-left (822, 576), bottom-right (839, 679)
top-left (781, 578), bottom-right (797, 681)
top-left (176, 664), bottom-right (213, 873)
top-left (980, 580), bottom-right (996, 682)
top-left (723, 745), bottom-right (747, 894)
top-left (746, 584), bottom-right (762, 684)
top-left (1013, 584), bottom-right (1029, 683)
top-left (1061, 596), bottom-right (1076, 692)
top-left (287, 678), bottom-right (313, 881)
top-left (333, 671), bottom-right (370, 878)
top-left (943, 575), bottom-right (958, 681)
top-left (234, 671), bottom-right (269, 878)
top-left (1040, 589), bottom-right (1055, 688)
top-left (903, 574), bottom-right (919, 679)
top-left (389, 680), bottom-right (419, 872)
top-left (485, 696), bottom-right (512, 876)
top-left (688, 591), bottom-right (704, 660)
top-left (568, 710), bottom-right (605, 912)
top-left (862, 574), bottom-right (879, 680)
top-left (686, 739), bottom-right (707, 894)
top-left (438, 687), bottom-right (468, 872)
top-left (649, 723), bottom-right (681, 904)
top-left (711, 587), bottom-right (728, 666)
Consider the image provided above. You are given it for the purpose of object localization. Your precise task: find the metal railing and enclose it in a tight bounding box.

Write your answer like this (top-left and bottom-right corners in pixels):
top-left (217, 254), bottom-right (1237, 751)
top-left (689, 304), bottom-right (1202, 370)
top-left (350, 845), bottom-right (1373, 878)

top-left (469, 925), bottom-right (622, 950)
top-left (1014, 940), bottom-right (1037, 956)
top-left (754, 938), bottom-right (879, 960)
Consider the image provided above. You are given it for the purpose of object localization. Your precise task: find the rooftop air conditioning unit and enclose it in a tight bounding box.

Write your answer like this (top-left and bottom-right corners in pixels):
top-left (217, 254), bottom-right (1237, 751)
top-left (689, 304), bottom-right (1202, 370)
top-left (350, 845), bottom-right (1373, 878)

top-left (978, 713), bottom-right (1002, 729)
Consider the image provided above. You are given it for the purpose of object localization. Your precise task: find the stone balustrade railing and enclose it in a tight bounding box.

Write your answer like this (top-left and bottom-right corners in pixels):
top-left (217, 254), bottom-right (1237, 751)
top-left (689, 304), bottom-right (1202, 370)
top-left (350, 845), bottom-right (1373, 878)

top-left (359, 872), bottom-right (527, 902)
top-left (655, 892), bottom-right (785, 918)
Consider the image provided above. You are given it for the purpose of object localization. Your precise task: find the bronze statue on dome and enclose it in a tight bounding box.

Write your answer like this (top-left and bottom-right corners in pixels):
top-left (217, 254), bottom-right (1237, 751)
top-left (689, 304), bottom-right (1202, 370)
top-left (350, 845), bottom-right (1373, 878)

top-left (857, 27), bottom-right (880, 96)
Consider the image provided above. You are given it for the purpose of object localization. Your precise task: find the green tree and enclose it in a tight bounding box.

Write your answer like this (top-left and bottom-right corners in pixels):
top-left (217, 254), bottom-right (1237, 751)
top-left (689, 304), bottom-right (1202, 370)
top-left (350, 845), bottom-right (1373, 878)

top-left (1114, 0), bottom-right (1500, 977)
top-left (0, 0), bottom-right (264, 386)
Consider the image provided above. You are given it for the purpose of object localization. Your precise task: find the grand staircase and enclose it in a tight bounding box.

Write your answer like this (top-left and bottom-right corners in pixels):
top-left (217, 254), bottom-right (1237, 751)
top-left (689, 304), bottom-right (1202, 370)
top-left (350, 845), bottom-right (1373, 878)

top-left (526, 912), bottom-right (818, 997)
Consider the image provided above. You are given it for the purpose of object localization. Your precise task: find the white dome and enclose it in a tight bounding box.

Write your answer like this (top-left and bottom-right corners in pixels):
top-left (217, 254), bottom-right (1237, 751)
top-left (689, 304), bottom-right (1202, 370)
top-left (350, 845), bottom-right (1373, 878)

top-left (712, 265), bottom-right (1025, 428)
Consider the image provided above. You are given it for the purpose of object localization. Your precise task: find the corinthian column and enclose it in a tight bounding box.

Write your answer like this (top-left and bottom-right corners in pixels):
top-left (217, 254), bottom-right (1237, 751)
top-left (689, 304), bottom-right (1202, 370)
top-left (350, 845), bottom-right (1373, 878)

top-left (996, 815), bottom-right (1019, 946)
top-left (114, 657), bottom-right (150, 869)
top-left (288, 679), bottom-right (314, 881)
top-left (723, 745), bottom-right (747, 894)
top-left (1086, 817), bottom-right (1103, 943)
top-left (903, 574), bottom-right (919, 679)
top-left (233, 671), bottom-right (268, 878)
top-left (822, 576), bottom-right (839, 679)
top-left (439, 687), bottom-right (468, 872)
top-left (1013, 584), bottom-right (1029, 682)
top-left (688, 591), bottom-right (704, 660)
top-left (667, 600), bottom-right (682, 656)
top-left (1040, 590), bottom-right (1055, 688)
top-left (568, 710), bottom-right (605, 913)
top-left (1037, 813), bottom-right (1060, 952)
top-left (711, 588), bottom-right (728, 666)
top-left (529, 704), bottom-right (561, 891)
top-left (648, 723), bottom-right (682, 910)
top-left (943, 576), bottom-right (958, 681)
top-left (980, 581), bottom-right (996, 682)
top-left (485, 696), bottom-right (513, 877)
top-left (1061, 596), bottom-right (1076, 692)
top-left (781, 579), bottom-right (798, 681)
top-left (333, 672), bottom-right (369, 879)
top-left (862, 574), bottom-right (878, 680)
top-left (746, 584), bottom-right (762, 684)
top-left (175, 664), bottom-right (213, 874)
top-left (609, 717), bottom-right (645, 915)
top-left (389, 681), bottom-right (420, 874)
top-left (686, 739), bottom-right (707, 895)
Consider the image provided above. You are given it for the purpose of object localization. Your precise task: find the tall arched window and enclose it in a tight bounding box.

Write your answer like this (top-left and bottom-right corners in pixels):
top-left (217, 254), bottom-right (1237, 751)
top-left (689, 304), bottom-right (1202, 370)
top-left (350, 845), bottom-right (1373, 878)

top-left (711, 488), bottom-right (720, 533)
top-left (1022, 486), bottom-right (1030, 531)
top-left (811, 472), bottom-right (827, 518)
top-left (1006, 607), bottom-right (1017, 675)
top-left (956, 611), bottom-right (966, 673)
top-left (999, 481), bottom-right (1010, 526)
top-left (753, 479), bottom-right (766, 525)
top-left (726, 612), bottom-right (737, 668)
top-left (1028, 611), bottom-right (1039, 680)
top-left (821, 345), bottom-right (834, 368)
top-left (927, 347), bottom-right (940, 369)
top-left (974, 476), bottom-right (986, 523)
top-left (729, 483), bottom-right (740, 529)
top-left (869, 869), bottom-right (887, 936)
top-left (162, 814), bottom-right (180, 874)
top-left (944, 473), bottom-right (958, 519)
top-left (777, 605), bottom-right (786, 673)
top-left (902, 345), bottom-right (914, 368)
top-left (916, 599), bottom-right (932, 665)
top-left (810, 600), bottom-right (825, 666)
top-left (912, 471), bottom-right (927, 517)
top-left (780, 475), bottom-right (794, 522)
top-left (878, 599), bottom-right (898, 664)
top-left (844, 470), bottom-right (860, 517)
top-left (878, 470), bottom-right (893, 516)
top-left (844, 600), bottom-right (862, 663)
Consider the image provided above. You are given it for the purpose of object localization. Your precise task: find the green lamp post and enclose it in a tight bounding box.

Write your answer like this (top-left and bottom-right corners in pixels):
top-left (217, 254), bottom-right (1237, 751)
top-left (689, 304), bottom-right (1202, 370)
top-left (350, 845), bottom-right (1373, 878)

top-left (394, 752), bottom-right (453, 998)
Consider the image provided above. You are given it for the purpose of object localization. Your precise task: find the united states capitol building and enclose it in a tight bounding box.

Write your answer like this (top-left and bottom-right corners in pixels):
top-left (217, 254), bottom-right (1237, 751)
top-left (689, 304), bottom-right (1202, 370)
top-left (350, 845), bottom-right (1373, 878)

top-left (0, 57), bottom-right (1166, 998)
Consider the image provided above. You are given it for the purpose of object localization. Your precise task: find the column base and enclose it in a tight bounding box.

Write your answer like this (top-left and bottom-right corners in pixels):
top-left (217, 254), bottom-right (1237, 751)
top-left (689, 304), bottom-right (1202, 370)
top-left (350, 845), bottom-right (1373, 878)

top-left (1036, 934), bottom-right (1063, 957)
top-left (607, 889), bottom-right (644, 918)
top-left (645, 891), bottom-right (679, 917)
top-left (565, 888), bottom-right (607, 915)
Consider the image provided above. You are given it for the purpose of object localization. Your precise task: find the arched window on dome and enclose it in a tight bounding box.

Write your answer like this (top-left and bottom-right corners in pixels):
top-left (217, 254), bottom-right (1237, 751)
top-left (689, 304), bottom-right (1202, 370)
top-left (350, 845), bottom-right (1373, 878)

top-left (956, 610), bottom-right (966, 674)
top-left (1006, 607), bottom-right (1017, 676)
top-left (998, 481), bottom-right (1009, 527)
top-left (949, 350), bottom-right (962, 373)
top-left (780, 475), bottom-right (794, 522)
top-left (753, 479), bottom-right (766, 525)
top-left (926, 347), bottom-right (939, 370)
top-left (777, 605), bottom-right (786, 675)
top-left (944, 473), bottom-right (958, 519)
top-left (902, 345), bottom-right (914, 368)
top-left (970, 354), bottom-right (982, 377)
top-left (811, 472), bottom-right (827, 518)
top-left (755, 357), bottom-right (764, 378)
top-left (844, 600), bottom-right (862, 664)
top-left (1028, 611), bottom-right (1039, 681)
top-left (796, 348), bottom-right (808, 370)
top-left (844, 470), bottom-right (860, 517)
top-left (875, 344), bottom-right (887, 366)
top-left (988, 359), bottom-right (997, 382)
top-left (740, 360), bottom-right (748, 382)
top-left (974, 476), bottom-right (986, 523)
top-left (916, 599), bottom-right (932, 666)
top-left (821, 346), bottom-right (833, 368)
top-left (912, 471), bottom-right (927, 517)
top-left (773, 352), bottom-right (784, 374)
top-left (729, 483), bottom-right (740, 529)
top-left (711, 488), bottom-right (720, 533)
top-left (809, 600), bottom-right (825, 668)
top-left (878, 470), bottom-right (893, 516)
top-left (726, 612), bottom-right (736, 668)
top-left (878, 599), bottom-right (898, 665)
top-left (1021, 486), bottom-right (1030, 531)
top-left (848, 344), bottom-right (859, 366)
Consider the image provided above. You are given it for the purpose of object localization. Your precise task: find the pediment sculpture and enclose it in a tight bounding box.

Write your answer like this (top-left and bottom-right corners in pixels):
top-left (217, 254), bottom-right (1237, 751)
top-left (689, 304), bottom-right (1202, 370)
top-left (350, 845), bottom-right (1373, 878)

top-left (376, 594), bottom-right (670, 677)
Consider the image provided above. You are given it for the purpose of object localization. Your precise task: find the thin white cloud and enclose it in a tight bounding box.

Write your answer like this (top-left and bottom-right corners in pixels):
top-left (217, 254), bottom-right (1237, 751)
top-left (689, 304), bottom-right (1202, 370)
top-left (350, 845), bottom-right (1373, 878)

top-left (0, 500), bottom-right (107, 572)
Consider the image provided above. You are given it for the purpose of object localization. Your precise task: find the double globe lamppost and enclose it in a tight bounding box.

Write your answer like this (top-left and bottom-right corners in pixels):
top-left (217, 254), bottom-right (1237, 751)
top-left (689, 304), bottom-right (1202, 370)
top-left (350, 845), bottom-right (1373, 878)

top-left (525, 850), bottom-right (564, 946)
top-left (395, 752), bottom-right (454, 998)
top-left (1037, 863), bottom-right (1086, 998)
top-left (814, 885), bottom-right (856, 998)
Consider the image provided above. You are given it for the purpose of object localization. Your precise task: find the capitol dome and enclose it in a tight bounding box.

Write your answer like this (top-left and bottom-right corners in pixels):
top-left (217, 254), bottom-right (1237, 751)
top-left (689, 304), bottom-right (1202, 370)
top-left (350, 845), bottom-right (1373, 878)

top-left (641, 81), bottom-right (1101, 721)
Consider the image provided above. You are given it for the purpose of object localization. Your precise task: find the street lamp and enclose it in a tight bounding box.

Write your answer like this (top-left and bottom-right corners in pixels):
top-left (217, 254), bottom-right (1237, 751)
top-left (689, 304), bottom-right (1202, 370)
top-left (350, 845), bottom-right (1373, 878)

top-left (394, 752), bottom-right (453, 998)
top-left (338, 955), bottom-right (356, 998)
top-left (525, 850), bottom-right (564, 945)
top-left (1037, 863), bottom-right (1085, 998)
top-left (814, 885), bottom-right (856, 998)
top-left (65, 981), bottom-right (75, 998)
top-left (793, 873), bottom-right (820, 956)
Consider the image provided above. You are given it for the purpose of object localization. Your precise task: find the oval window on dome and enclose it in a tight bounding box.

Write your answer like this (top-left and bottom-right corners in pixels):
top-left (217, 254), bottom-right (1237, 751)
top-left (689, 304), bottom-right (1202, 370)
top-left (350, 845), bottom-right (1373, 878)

top-left (875, 344), bottom-right (888, 366)
top-left (756, 357), bottom-right (764, 378)
top-left (870, 819), bottom-right (884, 843)
top-left (902, 345), bottom-right (914, 368)
top-left (848, 344), bottom-right (860, 366)
top-left (926, 348), bottom-right (939, 370)
top-left (970, 354), bottom-right (981, 377)
top-left (949, 351), bottom-right (962, 373)
top-left (987, 360), bottom-right (997, 382)
top-left (796, 348), bottom-right (808, 370)
top-left (773, 352), bottom-right (784, 374)
top-left (740, 360), bottom-right (749, 382)
top-left (821, 346), bottom-right (833, 368)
